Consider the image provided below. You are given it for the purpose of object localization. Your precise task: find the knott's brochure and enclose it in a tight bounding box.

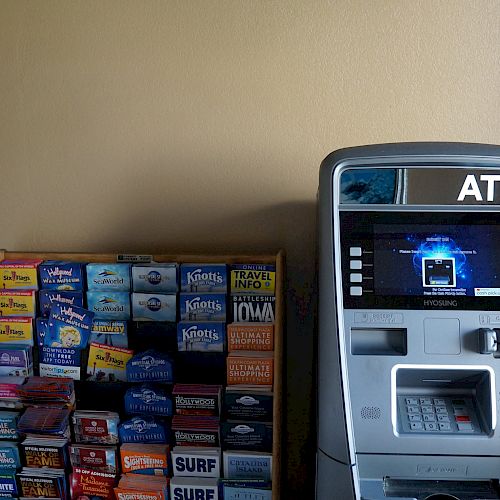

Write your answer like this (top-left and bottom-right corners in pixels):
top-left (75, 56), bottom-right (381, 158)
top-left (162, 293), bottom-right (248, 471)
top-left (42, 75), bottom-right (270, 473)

top-left (47, 303), bottom-right (94, 349)
top-left (177, 322), bottom-right (225, 352)
top-left (179, 293), bottom-right (226, 322)
top-left (230, 264), bottom-right (275, 294)
top-left (87, 343), bottom-right (133, 382)
top-left (180, 264), bottom-right (227, 292)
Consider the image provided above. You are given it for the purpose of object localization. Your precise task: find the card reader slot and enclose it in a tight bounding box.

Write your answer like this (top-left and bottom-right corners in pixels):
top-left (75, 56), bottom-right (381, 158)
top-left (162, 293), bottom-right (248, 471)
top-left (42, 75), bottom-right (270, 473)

top-left (351, 327), bottom-right (407, 356)
top-left (383, 478), bottom-right (500, 499)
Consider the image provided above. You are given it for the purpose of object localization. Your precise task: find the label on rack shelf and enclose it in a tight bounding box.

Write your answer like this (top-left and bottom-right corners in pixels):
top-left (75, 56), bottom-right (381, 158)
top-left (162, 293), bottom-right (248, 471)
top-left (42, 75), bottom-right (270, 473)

top-left (117, 254), bottom-right (153, 263)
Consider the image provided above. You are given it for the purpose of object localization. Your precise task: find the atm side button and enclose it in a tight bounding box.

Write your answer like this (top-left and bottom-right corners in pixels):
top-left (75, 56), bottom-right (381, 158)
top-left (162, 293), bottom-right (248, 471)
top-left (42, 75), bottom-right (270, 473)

top-left (350, 273), bottom-right (363, 283)
top-left (349, 247), bottom-right (362, 257)
top-left (350, 286), bottom-right (363, 296)
top-left (350, 260), bottom-right (362, 270)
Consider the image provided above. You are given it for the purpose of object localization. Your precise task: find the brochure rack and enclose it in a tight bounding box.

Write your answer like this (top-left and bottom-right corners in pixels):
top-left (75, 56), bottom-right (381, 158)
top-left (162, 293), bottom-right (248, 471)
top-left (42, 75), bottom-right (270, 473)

top-left (0, 249), bottom-right (284, 499)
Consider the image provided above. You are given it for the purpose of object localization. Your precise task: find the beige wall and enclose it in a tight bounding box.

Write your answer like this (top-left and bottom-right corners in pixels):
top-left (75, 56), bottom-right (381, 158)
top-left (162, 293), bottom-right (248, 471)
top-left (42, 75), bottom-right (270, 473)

top-left (2, 1), bottom-right (500, 495)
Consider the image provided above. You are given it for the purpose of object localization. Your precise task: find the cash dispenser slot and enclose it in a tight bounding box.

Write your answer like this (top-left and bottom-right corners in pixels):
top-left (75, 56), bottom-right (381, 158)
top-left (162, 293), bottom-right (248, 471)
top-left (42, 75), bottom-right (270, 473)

top-left (393, 366), bottom-right (494, 437)
top-left (351, 327), bottom-right (407, 356)
top-left (383, 478), bottom-right (500, 500)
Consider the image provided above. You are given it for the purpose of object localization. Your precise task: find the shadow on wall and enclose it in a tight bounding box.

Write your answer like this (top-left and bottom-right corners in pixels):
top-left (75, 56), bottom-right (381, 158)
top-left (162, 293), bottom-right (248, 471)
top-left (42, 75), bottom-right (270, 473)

top-left (14, 199), bottom-right (319, 497)
top-left (111, 199), bottom-right (319, 497)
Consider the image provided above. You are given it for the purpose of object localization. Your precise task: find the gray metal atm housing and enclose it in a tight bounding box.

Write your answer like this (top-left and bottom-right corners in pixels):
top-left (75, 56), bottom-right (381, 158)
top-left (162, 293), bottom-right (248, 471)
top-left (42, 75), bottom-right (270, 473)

top-left (317, 143), bottom-right (500, 500)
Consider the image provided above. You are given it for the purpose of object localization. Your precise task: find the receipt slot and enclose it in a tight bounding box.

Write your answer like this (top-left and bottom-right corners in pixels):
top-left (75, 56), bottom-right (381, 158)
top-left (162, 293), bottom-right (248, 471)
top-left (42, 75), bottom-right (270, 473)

top-left (317, 143), bottom-right (500, 500)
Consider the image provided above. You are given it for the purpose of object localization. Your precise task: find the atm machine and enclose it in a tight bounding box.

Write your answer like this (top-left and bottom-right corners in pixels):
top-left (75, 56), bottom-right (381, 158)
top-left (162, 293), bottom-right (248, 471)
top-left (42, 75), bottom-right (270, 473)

top-left (317, 143), bottom-right (500, 500)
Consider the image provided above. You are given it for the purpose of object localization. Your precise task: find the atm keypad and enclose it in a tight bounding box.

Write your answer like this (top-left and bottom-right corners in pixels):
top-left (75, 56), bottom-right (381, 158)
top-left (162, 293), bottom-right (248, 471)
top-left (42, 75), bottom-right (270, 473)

top-left (398, 395), bottom-right (480, 434)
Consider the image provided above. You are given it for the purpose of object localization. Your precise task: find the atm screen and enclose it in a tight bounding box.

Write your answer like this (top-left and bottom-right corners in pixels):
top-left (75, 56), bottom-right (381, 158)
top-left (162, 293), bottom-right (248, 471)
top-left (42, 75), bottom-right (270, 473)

top-left (373, 224), bottom-right (500, 298)
top-left (341, 211), bottom-right (500, 309)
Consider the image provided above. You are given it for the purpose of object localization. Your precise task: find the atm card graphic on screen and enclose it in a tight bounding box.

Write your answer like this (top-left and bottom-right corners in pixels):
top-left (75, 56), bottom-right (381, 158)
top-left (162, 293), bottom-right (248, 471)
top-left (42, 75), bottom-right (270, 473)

top-left (422, 258), bottom-right (456, 287)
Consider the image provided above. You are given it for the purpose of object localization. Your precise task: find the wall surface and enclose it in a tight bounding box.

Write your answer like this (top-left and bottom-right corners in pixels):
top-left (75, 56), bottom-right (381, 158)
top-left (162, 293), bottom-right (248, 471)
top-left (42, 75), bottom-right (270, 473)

top-left (2, 1), bottom-right (500, 496)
